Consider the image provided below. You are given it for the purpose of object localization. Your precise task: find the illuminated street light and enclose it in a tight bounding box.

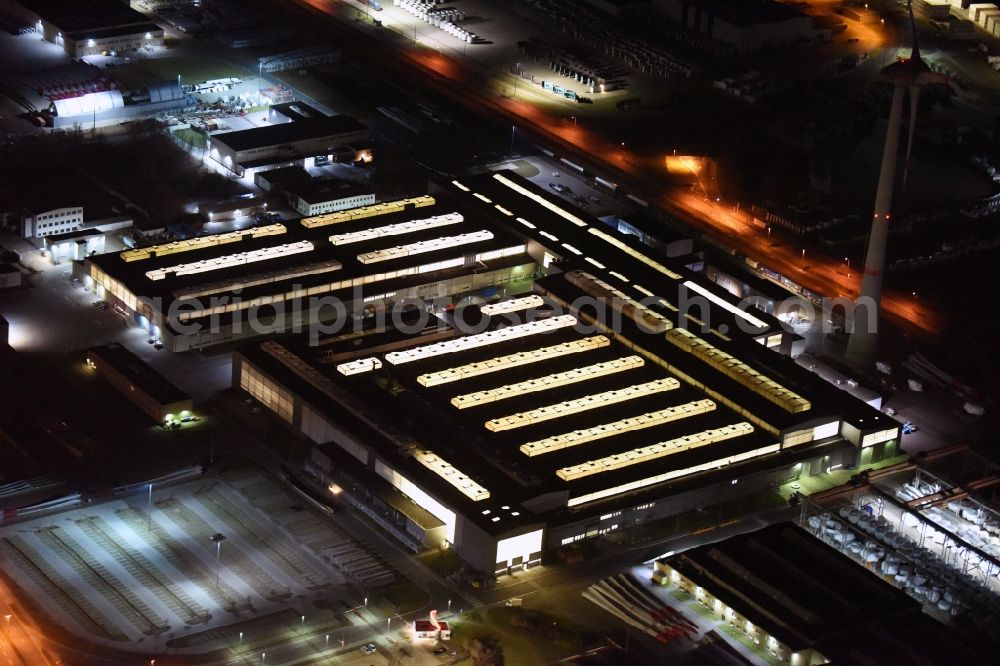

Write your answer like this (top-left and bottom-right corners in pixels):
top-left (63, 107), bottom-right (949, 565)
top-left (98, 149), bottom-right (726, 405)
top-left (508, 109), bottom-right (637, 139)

top-left (210, 533), bottom-right (226, 588)
top-left (239, 631), bottom-right (243, 643)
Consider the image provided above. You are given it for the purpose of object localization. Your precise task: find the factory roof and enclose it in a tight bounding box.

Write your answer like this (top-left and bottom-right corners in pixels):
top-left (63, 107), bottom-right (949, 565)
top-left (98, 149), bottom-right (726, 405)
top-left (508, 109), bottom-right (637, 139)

top-left (17, 0), bottom-right (150, 32)
top-left (87, 192), bottom-right (530, 335)
top-left (210, 115), bottom-right (367, 154)
top-left (87, 343), bottom-right (190, 407)
top-left (660, 523), bottom-right (989, 664)
top-left (679, 0), bottom-right (806, 27)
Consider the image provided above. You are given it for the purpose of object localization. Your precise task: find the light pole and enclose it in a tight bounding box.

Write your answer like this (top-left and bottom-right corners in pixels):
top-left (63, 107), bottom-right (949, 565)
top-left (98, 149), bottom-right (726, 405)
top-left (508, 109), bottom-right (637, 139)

top-left (147, 483), bottom-right (153, 531)
top-left (801, 248), bottom-right (806, 271)
top-left (325, 634), bottom-right (329, 649)
top-left (447, 599), bottom-right (452, 613)
top-left (508, 125), bottom-right (516, 166)
top-left (239, 631), bottom-right (243, 644)
top-left (211, 533), bottom-right (226, 588)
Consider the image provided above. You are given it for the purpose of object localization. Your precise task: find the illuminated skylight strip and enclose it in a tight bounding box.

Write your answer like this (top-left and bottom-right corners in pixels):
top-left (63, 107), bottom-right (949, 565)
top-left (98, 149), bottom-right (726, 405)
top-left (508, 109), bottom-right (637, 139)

top-left (516, 217), bottom-right (536, 229)
top-left (174, 259), bottom-right (342, 299)
top-left (385, 315), bottom-right (577, 365)
top-left (336, 357), bottom-right (383, 376)
top-left (301, 196), bottom-right (435, 228)
top-left (177, 256), bottom-right (466, 321)
top-left (556, 422), bottom-right (754, 480)
top-left (540, 231), bottom-right (559, 242)
top-left (146, 241), bottom-right (314, 281)
top-left (474, 193), bottom-right (492, 203)
top-left (484, 378), bottom-right (680, 432)
top-left (566, 271), bottom-right (672, 333)
top-left (519, 399), bottom-right (716, 457)
top-left (452, 180), bottom-right (470, 192)
top-left (480, 295), bottom-right (544, 316)
top-left (121, 223), bottom-right (286, 262)
top-left (492, 173), bottom-right (588, 227)
top-left (416, 336), bottom-right (610, 387)
top-left (566, 442), bottom-right (781, 507)
top-left (357, 231), bottom-right (494, 264)
top-left (562, 243), bottom-right (582, 255)
top-left (608, 271), bottom-right (628, 282)
top-left (587, 227), bottom-right (682, 280)
top-left (585, 257), bottom-right (606, 269)
top-left (667, 328), bottom-right (811, 413)
top-left (451, 356), bottom-right (644, 409)
top-left (329, 213), bottom-right (463, 245)
top-left (495, 205), bottom-right (514, 216)
top-left (414, 450), bottom-right (490, 501)
top-left (682, 280), bottom-right (768, 330)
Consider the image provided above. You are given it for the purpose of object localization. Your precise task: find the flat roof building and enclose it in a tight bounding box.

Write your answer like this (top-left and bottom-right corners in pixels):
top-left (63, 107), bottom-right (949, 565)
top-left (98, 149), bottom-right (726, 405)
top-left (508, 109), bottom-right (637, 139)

top-left (207, 109), bottom-right (369, 176)
top-left (286, 179), bottom-right (374, 217)
top-left (2, 0), bottom-right (164, 57)
top-left (226, 172), bottom-right (897, 576)
top-left (76, 192), bottom-right (535, 351)
top-left (653, 522), bottom-right (990, 665)
top-left (654, 0), bottom-right (826, 51)
top-left (86, 343), bottom-right (193, 423)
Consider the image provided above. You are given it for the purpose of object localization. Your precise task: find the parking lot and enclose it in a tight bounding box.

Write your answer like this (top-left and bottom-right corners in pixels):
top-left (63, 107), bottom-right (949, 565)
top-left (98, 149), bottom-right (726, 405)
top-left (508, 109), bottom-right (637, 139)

top-left (0, 474), bottom-right (351, 653)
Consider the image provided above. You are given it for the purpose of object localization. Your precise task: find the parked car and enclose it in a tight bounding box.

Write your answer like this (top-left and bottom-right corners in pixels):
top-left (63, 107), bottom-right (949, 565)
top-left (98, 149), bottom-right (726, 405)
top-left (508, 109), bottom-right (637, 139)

top-left (361, 642), bottom-right (377, 655)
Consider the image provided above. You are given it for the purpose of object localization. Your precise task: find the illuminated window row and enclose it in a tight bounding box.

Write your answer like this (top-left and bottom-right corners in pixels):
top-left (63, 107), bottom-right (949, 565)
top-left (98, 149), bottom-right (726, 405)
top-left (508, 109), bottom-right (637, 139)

top-left (682, 280), bottom-right (767, 330)
top-left (567, 442), bottom-right (781, 507)
top-left (492, 173), bottom-right (588, 227)
top-left (667, 328), bottom-right (811, 414)
top-left (556, 422), bottom-right (755, 481)
top-left (385, 315), bottom-right (577, 365)
top-left (480, 295), bottom-right (544, 316)
top-left (519, 398), bottom-right (716, 457)
top-left (476, 245), bottom-right (527, 262)
top-left (862, 427), bottom-right (898, 448)
top-left (178, 256), bottom-right (466, 321)
top-left (565, 271), bottom-right (672, 333)
top-left (120, 223), bottom-right (286, 262)
top-left (416, 335), bottom-right (610, 387)
top-left (174, 259), bottom-right (343, 300)
top-left (336, 357), bottom-right (383, 376)
top-left (414, 450), bottom-right (490, 501)
top-left (357, 231), bottom-right (493, 265)
top-left (329, 213), bottom-right (463, 246)
top-left (146, 241), bottom-right (314, 281)
top-left (300, 195), bottom-right (435, 228)
top-left (586, 227), bottom-right (682, 280)
top-left (451, 356), bottom-right (644, 409)
top-left (484, 378), bottom-right (680, 432)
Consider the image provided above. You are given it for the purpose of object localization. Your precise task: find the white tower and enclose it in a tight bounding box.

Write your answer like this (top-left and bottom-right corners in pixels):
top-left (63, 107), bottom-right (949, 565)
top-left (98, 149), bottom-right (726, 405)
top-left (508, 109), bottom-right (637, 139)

top-left (847, 2), bottom-right (947, 364)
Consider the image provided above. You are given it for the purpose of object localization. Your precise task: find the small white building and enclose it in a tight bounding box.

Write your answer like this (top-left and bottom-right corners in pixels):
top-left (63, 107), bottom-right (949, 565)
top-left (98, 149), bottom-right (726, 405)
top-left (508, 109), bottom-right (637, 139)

top-left (22, 206), bottom-right (84, 238)
top-left (285, 179), bottom-right (375, 217)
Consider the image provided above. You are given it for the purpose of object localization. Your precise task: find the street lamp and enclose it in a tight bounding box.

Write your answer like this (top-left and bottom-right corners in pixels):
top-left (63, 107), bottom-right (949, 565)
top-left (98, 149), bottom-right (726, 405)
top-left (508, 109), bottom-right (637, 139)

top-left (239, 631), bottom-right (243, 643)
top-left (447, 599), bottom-right (452, 612)
top-left (210, 533), bottom-right (226, 588)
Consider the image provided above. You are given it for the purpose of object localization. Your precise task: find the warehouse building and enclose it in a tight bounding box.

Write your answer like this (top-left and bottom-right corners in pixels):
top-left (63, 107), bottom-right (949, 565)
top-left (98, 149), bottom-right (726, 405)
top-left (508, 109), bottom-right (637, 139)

top-left (75, 192), bottom-right (535, 351)
top-left (654, 0), bottom-right (826, 51)
top-left (207, 103), bottom-right (369, 177)
top-left (653, 523), bottom-right (990, 665)
top-left (228, 172), bottom-right (896, 574)
top-left (86, 343), bottom-right (193, 423)
top-left (1, 0), bottom-right (163, 57)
